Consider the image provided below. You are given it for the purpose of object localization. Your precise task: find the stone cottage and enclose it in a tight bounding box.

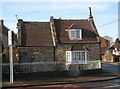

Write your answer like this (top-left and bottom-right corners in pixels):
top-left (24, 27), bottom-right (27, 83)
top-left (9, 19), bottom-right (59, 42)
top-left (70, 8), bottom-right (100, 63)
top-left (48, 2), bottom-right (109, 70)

top-left (17, 7), bottom-right (101, 75)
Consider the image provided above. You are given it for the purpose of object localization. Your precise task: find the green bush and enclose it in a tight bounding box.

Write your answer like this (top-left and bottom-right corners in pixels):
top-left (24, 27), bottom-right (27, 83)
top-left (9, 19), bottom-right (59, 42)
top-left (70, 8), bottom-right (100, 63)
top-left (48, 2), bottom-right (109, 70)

top-left (115, 38), bottom-right (120, 43)
top-left (106, 54), bottom-right (112, 60)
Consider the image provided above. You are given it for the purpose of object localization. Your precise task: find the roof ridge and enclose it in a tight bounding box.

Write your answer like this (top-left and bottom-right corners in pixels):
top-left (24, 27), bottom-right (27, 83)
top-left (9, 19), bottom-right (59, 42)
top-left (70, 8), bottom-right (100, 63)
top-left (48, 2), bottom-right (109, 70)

top-left (23, 21), bottom-right (49, 23)
top-left (54, 19), bottom-right (88, 21)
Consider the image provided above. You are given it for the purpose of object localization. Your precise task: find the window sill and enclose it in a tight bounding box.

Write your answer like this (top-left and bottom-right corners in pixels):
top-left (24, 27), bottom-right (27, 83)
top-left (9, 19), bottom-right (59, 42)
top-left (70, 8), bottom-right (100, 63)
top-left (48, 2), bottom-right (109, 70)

top-left (70, 38), bottom-right (82, 40)
top-left (66, 62), bottom-right (87, 64)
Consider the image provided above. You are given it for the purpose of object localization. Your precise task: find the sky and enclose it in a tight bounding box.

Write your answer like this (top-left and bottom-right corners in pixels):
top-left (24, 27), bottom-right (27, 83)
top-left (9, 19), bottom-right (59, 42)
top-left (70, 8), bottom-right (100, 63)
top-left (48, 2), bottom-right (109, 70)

top-left (1, 1), bottom-right (119, 42)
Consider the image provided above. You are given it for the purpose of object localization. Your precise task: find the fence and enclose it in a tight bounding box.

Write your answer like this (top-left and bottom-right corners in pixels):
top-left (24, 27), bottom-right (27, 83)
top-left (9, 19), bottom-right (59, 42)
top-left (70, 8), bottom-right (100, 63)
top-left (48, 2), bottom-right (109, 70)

top-left (2, 60), bottom-right (101, 74)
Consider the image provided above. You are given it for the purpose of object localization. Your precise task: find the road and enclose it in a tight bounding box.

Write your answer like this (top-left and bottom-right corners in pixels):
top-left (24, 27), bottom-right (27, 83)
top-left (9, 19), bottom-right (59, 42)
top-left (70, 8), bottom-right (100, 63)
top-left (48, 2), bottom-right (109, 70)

top-left (76, 62), bottom-right (120, 89)
top-left (77, 79), bottom-right (120, 89)
top-left (102, 62), bottom-right (120, 74)
top-left (12, 79), bottom-right (120, 89)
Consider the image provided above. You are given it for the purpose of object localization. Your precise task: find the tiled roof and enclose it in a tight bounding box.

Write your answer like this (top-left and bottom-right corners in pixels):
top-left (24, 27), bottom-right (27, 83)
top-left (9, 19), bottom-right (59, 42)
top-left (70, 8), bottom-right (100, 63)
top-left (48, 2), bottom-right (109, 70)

top-left (68, 45), bottom-right (88, 51)
top-left (22, 22), bottom-right (54, 46)
top-left (2, 25), bottom-right (17, 42)
top-left (54, 19), bottom-right (99, 44)
top-left (3, 26), bottom-right (9, 36)
top-left (20, 17), bottom-right (99, 46)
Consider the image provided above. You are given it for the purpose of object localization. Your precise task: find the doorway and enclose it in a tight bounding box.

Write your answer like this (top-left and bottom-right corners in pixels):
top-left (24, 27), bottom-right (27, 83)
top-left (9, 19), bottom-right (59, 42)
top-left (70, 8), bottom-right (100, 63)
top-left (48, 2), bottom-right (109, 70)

top-left (114, 56), bottom-right (119, 62)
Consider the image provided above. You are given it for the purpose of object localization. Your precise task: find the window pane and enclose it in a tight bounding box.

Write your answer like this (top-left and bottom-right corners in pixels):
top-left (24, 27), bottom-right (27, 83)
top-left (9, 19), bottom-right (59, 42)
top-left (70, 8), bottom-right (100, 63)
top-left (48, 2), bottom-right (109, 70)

top-left (67, 51), bottom-right (88, 64)
top-left (76, 30), bottom-right (80, 38)
top-left (81, 52), bottom-right (85, 61)
top-left (86, 52), bottom-right (89, 60)
top-left (66, 51), bottom-right (71, 63)
top-left (71, 30), bottom-right (75, 38)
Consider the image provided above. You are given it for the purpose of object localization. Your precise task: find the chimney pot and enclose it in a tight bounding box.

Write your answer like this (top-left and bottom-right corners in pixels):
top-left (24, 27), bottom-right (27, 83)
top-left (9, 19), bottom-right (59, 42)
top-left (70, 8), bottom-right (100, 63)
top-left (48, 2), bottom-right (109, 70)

top-left (50, 16), bottom-right (53, 18)
top-left (0, 20), bottom-right (4, 26)
top-left (59, 17), bottom-right (61, 20)
top-left (89, 7), bottom-right (92, 17)
top-left (17, 19), bottom-right (23, 26)
top-left (18, 19), bottom-right (23, 22)
top-left (88, 7), bottom-right (93, 21)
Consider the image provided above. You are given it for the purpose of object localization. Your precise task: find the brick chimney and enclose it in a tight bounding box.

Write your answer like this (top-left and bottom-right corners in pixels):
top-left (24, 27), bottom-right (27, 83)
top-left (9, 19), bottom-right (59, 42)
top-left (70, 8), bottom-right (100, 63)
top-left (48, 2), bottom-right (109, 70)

top-left (50, 16), bottom-right (58, 46)
top-left (88, 7), bottom-right (93, 21)
top-left (88, 7), bottom-right (99, 36)
top-left (17, 19), bottom-right (23, 46)
top-left (0, 20), bottom-right (4, 41)
top-left (0, 20), bottom-right (4, 26)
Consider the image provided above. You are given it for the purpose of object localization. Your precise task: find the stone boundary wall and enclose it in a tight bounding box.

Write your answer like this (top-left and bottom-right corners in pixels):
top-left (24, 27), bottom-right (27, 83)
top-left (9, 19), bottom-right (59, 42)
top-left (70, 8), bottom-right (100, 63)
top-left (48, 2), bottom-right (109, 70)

top-left (2, 61), bottom-right (101, 75)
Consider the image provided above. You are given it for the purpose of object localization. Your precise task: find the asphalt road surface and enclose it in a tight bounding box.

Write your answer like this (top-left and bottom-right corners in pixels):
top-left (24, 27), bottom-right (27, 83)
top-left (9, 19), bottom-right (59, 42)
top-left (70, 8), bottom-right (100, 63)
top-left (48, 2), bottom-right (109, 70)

top-left (77, 79), bottom-right (120, 89)
top-left (76, 62), bottom-right (120, 89)
top-left (12, 80), bottom-right (120, 89)
top-left (102, 62), bottom-right (120, 74)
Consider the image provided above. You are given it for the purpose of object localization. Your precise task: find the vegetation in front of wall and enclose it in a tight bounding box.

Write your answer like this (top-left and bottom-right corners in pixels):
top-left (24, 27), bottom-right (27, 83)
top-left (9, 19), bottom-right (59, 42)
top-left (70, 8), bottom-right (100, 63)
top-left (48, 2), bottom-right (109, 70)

top-left (103, 53), bottom-right (112, 61)
top-left (106, 54), bottom-right (112, 61)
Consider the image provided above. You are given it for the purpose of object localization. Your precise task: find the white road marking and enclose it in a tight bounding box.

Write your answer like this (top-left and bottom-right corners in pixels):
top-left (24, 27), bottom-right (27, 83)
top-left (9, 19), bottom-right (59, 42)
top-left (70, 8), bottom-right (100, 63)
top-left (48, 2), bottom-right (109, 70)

top-left (104, 84), bottom-right (120, 88)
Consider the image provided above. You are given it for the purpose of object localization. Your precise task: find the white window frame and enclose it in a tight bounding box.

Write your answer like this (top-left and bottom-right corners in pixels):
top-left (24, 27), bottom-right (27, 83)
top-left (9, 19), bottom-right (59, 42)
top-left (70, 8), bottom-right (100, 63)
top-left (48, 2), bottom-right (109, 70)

top-left (70, 29), bottom-right (82, 40)
top-left (66, 51), bottom-right (88, 64)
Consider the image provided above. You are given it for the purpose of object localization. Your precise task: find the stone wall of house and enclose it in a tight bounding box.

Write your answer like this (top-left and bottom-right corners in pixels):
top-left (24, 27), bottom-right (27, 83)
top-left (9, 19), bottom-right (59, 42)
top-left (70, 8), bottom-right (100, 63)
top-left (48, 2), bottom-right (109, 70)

top-left (2, 33), bottom-right (8, 48)
top-left (55, 43), bottom-right (101, 62)
top-left (2, 48), bottom-right (19, 63)
top-left (85, 44), bottom-right (101, 61)
top-left (2, 32), bottom-right (17, 48)
top-left (17, 43), bottom-right (100, 63)
top-left (55, 44), bottom-right (70, 61)
top-left (18, 47), bottom-right (54, 63)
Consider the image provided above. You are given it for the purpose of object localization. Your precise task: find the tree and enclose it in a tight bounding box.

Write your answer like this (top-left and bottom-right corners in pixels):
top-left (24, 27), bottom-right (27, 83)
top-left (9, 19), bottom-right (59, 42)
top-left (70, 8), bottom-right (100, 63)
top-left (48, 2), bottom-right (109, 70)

top-left (115, 38), bottom-right (120, 43)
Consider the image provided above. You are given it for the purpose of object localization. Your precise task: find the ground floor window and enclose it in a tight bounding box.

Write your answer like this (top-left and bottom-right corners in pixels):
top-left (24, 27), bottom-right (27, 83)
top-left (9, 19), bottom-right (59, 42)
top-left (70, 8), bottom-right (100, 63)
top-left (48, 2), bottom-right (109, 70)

top-left (66, 51), bottom-right (88, 64)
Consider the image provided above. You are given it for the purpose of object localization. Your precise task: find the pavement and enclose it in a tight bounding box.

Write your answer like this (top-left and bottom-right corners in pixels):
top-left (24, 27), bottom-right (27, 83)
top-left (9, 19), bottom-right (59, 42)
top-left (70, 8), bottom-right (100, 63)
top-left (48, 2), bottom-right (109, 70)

top-left (1, 72), bottom-right (120, 89)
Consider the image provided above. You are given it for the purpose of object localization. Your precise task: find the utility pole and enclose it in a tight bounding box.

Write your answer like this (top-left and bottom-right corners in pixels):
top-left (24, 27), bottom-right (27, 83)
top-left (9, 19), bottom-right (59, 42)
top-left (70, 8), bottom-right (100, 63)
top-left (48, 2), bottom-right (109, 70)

top-left (8, 30), bottom-right (13, 83)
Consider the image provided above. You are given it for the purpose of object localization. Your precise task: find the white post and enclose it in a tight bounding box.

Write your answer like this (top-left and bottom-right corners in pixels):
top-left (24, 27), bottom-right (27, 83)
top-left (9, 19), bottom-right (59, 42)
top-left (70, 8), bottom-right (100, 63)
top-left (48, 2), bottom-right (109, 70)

top-left (70, 51), bottom-right (72, 63)
top-left (99, 60), bottom-right (101, 69)
top-left (10, 45), bottom-right (13, 83)
top-left (8, 30), bottom-right (14, 83)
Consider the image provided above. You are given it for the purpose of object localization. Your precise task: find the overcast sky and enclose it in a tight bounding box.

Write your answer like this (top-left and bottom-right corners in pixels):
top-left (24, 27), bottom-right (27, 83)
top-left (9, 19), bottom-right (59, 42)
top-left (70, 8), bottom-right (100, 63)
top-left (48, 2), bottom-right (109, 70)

top-left (1, 1), bottom-right (119, 41)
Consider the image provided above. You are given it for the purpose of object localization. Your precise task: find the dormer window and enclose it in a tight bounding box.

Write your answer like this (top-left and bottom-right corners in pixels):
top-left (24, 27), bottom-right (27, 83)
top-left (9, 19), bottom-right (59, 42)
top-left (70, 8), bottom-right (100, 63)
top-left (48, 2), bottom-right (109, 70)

top-left (70, 29), bottom-right (82, 40)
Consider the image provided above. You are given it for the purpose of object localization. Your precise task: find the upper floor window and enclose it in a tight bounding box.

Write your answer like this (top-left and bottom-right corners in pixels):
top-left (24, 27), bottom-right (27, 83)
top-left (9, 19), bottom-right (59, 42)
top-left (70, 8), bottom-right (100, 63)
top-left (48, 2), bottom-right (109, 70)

top-left (70, 29), bottom-right (82, 40)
